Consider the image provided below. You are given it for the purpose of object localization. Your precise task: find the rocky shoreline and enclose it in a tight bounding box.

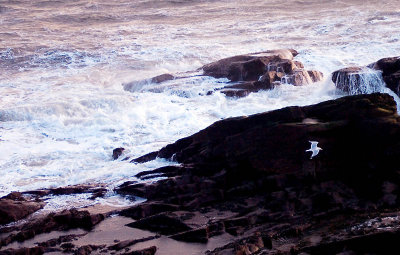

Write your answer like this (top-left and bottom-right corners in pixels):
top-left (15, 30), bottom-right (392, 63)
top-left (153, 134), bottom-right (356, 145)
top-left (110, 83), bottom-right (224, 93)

top-left (1, 51), bottom-right (400, 255)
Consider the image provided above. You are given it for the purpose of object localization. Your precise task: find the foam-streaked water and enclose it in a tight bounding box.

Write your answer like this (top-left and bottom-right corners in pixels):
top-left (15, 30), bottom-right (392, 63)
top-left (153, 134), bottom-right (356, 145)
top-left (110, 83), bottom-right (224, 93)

top-left (1, 0), bottom-right (400, 206)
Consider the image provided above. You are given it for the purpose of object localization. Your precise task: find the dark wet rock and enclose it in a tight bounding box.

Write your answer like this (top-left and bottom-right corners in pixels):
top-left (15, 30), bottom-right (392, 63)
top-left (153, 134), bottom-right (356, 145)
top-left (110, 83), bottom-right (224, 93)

top-left (0, 195), bottom-right (44, 225)
top-left (154, 93), bottom-right (397, 176)
top-left (121, 246), bottom-right (157, 255)
top-left (150, 73), bottom-right (175, 83)
top-left (108, 235), bottom-right (160, 251)
top-left (219, 88), bottom-right (250, 98)
top-left (126, 213), bottom-right (191, 235)
top-left (131, 151), bottom-right (158, 163)
top-left (134, 165), bottom-right (187, 180)
top-left (0, 247), bottom-right (44, 255)
top-left (113, 147), bottom-right (125, 160)
top-left (50, 184), bottom-right (107, 196)
top-left (120, 93), bottom-right (400, 254)
top-left (370, 56), bottom-right (400, 96)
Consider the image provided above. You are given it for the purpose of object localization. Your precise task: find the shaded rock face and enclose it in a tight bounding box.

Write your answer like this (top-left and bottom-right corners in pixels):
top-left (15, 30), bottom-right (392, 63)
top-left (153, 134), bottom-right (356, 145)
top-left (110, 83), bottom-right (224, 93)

top-left (370, 56), bottom-right (400, 96)
top-left (120, 93), bottom-right (400, 253)
top-left (0, 193), bottom-right (44, 225)
top-left (156, 93), bottom-right (398, 181)
top-left (202, 49), bottom-right (323, 97)
top-left (332, 67), bottom-right (385, 95)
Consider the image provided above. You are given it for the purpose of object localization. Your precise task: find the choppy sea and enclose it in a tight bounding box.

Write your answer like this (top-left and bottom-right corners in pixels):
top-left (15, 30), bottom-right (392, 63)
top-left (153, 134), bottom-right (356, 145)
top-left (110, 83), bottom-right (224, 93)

top-left (1, 0), bottom-right (399, 209)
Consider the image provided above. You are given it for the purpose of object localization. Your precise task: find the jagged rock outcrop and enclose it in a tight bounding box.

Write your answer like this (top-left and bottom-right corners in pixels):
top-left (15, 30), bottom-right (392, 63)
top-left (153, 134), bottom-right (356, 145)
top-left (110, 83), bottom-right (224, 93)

top-left (120, 93), bottom-right (400, 254)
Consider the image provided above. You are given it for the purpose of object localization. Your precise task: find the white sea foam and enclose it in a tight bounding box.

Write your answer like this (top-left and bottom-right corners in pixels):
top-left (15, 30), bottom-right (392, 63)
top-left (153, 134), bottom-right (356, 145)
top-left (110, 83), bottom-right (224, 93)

top-left (1, 0), bottom-right (400, 210)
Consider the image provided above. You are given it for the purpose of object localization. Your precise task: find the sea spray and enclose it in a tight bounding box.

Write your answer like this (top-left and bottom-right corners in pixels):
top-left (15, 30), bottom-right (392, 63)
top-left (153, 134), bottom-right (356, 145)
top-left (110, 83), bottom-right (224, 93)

top-left (333, 67), bottom-right (386, 95)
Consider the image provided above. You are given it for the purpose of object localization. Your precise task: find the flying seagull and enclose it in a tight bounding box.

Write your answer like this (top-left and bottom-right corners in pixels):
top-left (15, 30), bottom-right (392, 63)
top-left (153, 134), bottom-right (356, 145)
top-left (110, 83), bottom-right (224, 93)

top-left (306, 141), bottom-right (322, 159)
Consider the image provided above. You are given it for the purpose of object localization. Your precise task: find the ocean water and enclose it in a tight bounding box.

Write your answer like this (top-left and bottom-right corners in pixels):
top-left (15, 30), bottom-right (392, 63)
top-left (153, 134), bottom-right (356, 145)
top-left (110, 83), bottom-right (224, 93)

top-left (1, 0), bottom-right (400, 206)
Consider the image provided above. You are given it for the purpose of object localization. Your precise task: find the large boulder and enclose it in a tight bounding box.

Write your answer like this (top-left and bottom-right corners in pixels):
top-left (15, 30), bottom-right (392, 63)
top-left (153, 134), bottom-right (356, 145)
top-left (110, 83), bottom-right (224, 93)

top-left (202, 49), bottom-right (323, 97)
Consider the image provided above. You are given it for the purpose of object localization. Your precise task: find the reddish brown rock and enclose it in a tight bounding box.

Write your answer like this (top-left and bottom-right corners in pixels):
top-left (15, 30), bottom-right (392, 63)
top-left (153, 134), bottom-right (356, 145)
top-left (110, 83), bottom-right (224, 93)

top-left (202, 49), bottom-right (298, 79)
top-left (0, 195), bottom-right (44, 225)
top-left (203, 49), bottom-right (323, 97)
top-left (308, 70), bottom-right (324, 82)
top-left (131, 151), bottom-right (158, 163)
